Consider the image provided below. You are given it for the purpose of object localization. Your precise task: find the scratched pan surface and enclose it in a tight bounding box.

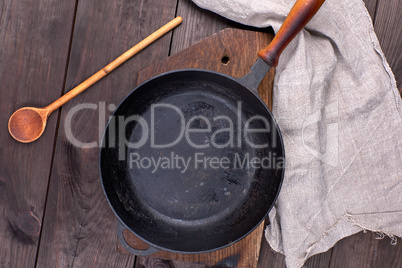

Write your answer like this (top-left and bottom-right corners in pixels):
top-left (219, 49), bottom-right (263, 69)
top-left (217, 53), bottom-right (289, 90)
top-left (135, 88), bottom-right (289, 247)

top-left (100, 69), bottom-right (284, 253)
top-left (99, 0), bottom-right (328, 255)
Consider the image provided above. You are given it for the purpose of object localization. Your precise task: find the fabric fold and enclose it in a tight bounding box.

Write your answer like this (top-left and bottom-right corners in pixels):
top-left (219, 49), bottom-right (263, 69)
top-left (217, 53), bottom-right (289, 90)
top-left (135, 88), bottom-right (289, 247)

top-left (192, 0), bottom-right (402, 267)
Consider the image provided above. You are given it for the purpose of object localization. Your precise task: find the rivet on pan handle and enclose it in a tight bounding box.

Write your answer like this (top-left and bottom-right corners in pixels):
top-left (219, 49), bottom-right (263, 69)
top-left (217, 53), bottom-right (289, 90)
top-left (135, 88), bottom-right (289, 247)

top-left (117, 221), bottom-right (160, 256)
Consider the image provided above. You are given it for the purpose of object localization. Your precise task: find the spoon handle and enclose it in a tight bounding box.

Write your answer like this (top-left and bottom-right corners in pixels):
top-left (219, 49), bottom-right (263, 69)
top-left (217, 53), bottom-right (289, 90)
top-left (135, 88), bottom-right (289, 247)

top-left (45, 16), bottom-right (183, 113)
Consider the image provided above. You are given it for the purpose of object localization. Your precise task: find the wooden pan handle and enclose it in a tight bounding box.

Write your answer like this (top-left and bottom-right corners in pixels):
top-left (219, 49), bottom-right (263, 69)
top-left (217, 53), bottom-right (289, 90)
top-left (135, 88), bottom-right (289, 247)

top-left (258, 0), bottom-right (325, 67)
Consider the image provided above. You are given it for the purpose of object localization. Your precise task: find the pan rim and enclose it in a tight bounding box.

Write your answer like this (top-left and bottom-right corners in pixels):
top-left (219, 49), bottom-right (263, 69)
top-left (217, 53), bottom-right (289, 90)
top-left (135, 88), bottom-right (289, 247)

top-left (99, 68), bottom-right (286, 254)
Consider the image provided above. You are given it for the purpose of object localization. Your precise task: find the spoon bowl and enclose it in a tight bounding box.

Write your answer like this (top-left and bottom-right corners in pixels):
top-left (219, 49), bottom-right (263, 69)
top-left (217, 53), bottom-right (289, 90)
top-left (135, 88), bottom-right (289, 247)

top-left (8, 107), bottom-right (48, 143)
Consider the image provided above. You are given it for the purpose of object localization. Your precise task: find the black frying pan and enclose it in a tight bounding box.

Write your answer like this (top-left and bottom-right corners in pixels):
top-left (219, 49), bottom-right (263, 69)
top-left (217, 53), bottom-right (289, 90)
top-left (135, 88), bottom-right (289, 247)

top-left (100, 0), bottom-right (325, 255)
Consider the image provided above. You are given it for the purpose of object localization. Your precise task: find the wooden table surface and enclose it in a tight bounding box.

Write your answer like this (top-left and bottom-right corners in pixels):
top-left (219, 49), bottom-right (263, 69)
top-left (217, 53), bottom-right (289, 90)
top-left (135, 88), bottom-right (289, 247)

top-left (0, 0), bottom-right (400, 267)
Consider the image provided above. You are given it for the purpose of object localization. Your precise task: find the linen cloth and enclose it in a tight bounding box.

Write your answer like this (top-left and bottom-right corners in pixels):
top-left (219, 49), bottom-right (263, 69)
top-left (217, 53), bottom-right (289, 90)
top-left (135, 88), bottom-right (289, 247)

top-left (191, 0), bottom-right (402, 267)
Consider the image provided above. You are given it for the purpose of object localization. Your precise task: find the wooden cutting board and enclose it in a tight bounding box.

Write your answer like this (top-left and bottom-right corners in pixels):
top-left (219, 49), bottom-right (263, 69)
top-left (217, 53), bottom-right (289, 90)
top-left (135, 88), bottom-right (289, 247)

top-left (117, 28), bottom-right (275, 268)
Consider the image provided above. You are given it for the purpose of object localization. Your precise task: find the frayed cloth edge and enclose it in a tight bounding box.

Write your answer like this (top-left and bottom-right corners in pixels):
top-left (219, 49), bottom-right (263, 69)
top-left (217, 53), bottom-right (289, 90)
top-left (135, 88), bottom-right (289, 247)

top-left (360, 0), bottom-right (402, 118)
top-left (302, 213), bottom-right (400, 264)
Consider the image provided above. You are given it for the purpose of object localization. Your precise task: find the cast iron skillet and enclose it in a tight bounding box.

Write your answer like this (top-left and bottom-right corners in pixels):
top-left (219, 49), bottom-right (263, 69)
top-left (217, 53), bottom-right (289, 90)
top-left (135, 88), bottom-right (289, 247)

top-left (100, 0), bottom-right (325, 255)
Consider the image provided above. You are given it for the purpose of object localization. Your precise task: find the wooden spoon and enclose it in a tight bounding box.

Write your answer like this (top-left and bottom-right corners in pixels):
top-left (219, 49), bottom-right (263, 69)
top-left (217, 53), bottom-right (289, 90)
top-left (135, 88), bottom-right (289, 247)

top-left (8, 16), bottom-right (183, 143)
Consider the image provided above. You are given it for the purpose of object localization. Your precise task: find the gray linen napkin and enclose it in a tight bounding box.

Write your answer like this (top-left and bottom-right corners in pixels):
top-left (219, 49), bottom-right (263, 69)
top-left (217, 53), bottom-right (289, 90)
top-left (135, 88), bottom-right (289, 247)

top-left (191, 0), bottom-right (402, 267)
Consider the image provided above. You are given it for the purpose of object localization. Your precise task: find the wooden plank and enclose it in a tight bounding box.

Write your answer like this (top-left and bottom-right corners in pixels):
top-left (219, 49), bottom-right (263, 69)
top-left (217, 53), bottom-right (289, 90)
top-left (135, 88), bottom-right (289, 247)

top-left (35, 0), bottom-right (178, 267)
top-left (373, 0), bottom-right (401, 88)
top-left (123, 28), bottom-right (275, 268)
top-left (303, 249), bottom-right (332, 268)
top-left (135, 257), bottom-right (207, 268)
top-left (362, 0), bottom-right (401, 94)
top-left (257, 239), bottom-right (286, 268)
top-left (362, 0), bottom-right (378, 20)
top-left (170, 0), bottom-right (271, 56)
top-left (170, 0), bottom-right (232, 55)
top-left (0, 0), bottom-right (77, 267)
top-left (257, 235), bottom-right (332, 268)
top-left (329, 232), bottom-right (402, 267)
top-left (132, 223), bottom-right (265, 268)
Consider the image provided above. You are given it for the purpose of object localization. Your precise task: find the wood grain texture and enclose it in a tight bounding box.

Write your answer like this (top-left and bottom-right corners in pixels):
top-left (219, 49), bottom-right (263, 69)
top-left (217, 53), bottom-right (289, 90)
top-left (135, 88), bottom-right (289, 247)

top-left (362, 0), bottom-right (378, 20)
top-left (0, 0), bottom-right (77, 267)
top-left (372, 0), bottom-right (401, 88)
top-left (257, 238), bottom-right (287, 268)
top-left (136, 257), bottom-right (207, 268)
top-left (170, 0), bottom-right (272, 56)
top-left (329, 232), bottom-right (402, 268)
top-left (35, 0), bottom-right (178, 267)
top-left (132, 224), bottom-right (265, 268)
top-left (170, 0), bottom-right (233, 56)
top-left (118, 28), bottom-right (275, 268)
top-left (303, 249), bottom-right (332, 268)
top-left (257, 230), bottom-right (332, 268)
top-left (44, 16), bottom-right (183, 114)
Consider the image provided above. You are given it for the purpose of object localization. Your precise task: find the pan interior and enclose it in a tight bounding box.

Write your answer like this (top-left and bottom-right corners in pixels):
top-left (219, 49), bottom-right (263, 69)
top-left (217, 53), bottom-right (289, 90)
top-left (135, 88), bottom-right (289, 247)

top-left (100, 70), bottom-right (284, 252)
